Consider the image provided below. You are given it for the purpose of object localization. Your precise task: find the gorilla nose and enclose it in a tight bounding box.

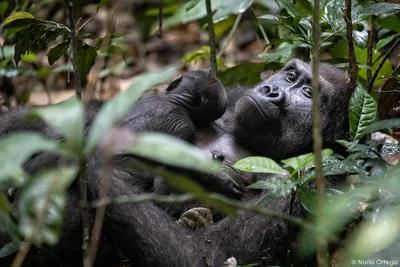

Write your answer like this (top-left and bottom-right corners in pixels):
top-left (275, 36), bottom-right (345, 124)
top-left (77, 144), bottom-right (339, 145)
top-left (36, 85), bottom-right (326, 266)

top-left (262, 85), bottom-right (285, 104)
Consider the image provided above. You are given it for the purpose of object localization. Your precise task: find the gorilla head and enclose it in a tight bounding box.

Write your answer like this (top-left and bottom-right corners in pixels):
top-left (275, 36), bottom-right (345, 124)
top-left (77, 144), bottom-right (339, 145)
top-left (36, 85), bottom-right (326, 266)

top-left (234, 59), bottom-right (355, 160)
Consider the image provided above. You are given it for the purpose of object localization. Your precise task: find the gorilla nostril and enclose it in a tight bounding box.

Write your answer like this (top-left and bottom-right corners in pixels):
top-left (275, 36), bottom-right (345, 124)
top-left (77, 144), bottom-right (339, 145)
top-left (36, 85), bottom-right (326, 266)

top-left (263, 85), bottom-right (272, 95)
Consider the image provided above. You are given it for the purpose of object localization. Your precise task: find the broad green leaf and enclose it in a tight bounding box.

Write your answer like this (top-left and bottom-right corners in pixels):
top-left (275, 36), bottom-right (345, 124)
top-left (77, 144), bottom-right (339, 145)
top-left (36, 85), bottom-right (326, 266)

top-left (349, 85), bottom-right (377, 142)
top-left (258, 14), bottom-right (279, 21)
top-left (213, 0), bottom-right (253, 22)
top-left (377, 16), bottom-right (400, 33)
top-left (281, 149), bottom-right (333, 172)
top-left (297, 186), bottom-right (317, 214)
top-left (0, 242), bottom-right (20, 258)
top-left (0, 132), bottom-right (59, 185)
top-left (0, 193), bottom-right (11, 213)
top-left (128, 133), bottom-right (222, 174)
top-left (101, 45), bottom-right (125, 58)
top-left (296, 0), bottom-right (312, 15)
top-left (29, 99), bottom-right (84, 154)
top-left (363, 119), bottom-right (400, 135)
top-left (248, 178), bottom-right (296, 197)
top-left (233, 156), bottom-right (286, 174)
top-left (18, 167), bottom-right (78, 245)
top-left (48, 40), bottom-right (70, 65)
top-left (77, 43), bottom-right (97, 87)
top-left (4, 12), bottom-right (34, 23)
top-left (3, 12), bottom-right (38, 29)
top-left (360, 3), bottom-right (400, 16)
top-left (376, 34), bottom-right (399, 50)
top-left (163, 0), bottom-right (222, 29)
top-left (85, 66), bottom-right (177, 153)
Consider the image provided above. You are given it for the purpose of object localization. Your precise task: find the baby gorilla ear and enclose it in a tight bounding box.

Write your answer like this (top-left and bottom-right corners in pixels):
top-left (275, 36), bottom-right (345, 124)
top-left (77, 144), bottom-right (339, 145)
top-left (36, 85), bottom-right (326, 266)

top-left (165, 75), bottom-right (183, 92)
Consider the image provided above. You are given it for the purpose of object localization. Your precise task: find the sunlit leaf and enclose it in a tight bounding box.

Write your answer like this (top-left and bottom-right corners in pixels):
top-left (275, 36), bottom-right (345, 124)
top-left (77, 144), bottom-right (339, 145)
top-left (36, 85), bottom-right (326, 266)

top-left (233, 156), bottom-right (286, 174)
top-left (213, 0), bottom-right (253, 22)
top-left (0, 132), bottom-right (60, 186)
top-left (128, 133), bottom-right (222, 174)
top-left (29, 99), bottom-right (84, 154)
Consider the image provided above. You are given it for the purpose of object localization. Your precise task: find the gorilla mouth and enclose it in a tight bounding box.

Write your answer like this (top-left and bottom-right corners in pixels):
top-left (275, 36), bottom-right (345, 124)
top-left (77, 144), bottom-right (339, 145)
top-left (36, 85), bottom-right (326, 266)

top-left (244, 95), bottom-right (270, 120)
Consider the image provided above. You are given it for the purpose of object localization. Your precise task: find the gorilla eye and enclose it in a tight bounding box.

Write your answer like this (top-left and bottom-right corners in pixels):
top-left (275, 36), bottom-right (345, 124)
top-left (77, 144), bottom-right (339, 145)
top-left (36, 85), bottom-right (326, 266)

top-left (285, 72), bottom-right (296, 83)
top-left (302, 86), bottom-right (312, 98)
top-left (166, 75), bottom-right (183, 92)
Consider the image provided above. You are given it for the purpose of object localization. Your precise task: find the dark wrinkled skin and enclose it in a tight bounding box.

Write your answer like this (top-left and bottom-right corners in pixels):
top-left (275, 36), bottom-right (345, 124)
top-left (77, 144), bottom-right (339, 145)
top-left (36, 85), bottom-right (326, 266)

top-left (0, 60), bottom-right (354, 267)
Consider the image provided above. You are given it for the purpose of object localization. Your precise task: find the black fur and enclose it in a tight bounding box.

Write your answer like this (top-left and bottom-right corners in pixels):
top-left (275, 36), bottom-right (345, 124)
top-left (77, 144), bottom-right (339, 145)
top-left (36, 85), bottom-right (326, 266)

top-left (0, 60), bottom-right (355, 267)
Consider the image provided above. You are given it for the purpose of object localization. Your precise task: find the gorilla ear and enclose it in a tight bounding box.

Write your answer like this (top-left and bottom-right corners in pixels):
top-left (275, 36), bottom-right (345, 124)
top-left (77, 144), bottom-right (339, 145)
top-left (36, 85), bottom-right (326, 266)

top-left (166, 75), bottom-right (183, 93)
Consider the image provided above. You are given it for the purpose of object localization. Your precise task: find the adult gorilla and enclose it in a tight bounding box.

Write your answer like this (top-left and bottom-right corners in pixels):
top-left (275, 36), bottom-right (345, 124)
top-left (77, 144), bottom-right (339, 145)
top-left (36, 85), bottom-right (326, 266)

top-left (0, 59), bottom-right (354, 267)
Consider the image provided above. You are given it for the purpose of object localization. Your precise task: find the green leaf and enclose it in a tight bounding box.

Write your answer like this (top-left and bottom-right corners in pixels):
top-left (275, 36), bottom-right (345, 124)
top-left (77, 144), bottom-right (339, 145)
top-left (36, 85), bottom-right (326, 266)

top-left (183, 46), bottom-right (210, 64)
top-left (0, 242), bottom-right (20, 258)
top-left (29, 99), bottom-right (84, 154)
top-left (233, 156), bottom-right (286, 174)
top-left (128, 133), bottom-right (222, 174)
top-left (97, 0), bottom-right (109, 9)
top-left (85, 66), bottom-right (177, 153)
top-left (213, 0), bottom-right (253, 22)
top-left (18, 167), bottom-right (78, 245)
top-left (281, 149), bottom-right (333, 173)
top-left (77, 43), bottom-right (97, 87)
top-left (349, 85), bottom-right (377, 142)
top-left (258, 14), bottom-right (279, 21)
top-left (360, 3), bottom-right (400, 16)
top-left (163, 0), bottom-right (222, 29)
top-left (3, 12), bottom-right (37, 29)
top-left (0, 133), bottom-right (60, 186)
top-left (48, 39), bottom-right (70, 65)
top-left (298, 186), bottom-right (317, 214)
top-left (248, 178), bottom-right (296, 197)
top-left (377, 17), bottom-right (400, 33)
top-left (363, 119), bottom-right (400, 135)
top-left (376, 34), bottom-right (399, 51)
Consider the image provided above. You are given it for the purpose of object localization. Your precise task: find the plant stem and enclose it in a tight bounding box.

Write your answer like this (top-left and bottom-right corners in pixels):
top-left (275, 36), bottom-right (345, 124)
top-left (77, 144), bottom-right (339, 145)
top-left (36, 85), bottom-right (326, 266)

top-left (367, 15), bottom-right (375, 90)
top-left (368, 38), bottom-right (400, 92)
top-left (312, 0), bottom-right (329, 265)
top-left (205, 0), bottom-right (217, 74)
top-left (64, 0), bottom-right (82, 100)
top-left (342, 0), bottom-right (358, 83)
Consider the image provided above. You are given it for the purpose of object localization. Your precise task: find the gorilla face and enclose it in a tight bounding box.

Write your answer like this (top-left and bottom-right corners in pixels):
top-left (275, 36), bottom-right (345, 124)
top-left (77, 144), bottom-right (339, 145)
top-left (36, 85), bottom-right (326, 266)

top-left (234, 59), bottom-right (354, 160)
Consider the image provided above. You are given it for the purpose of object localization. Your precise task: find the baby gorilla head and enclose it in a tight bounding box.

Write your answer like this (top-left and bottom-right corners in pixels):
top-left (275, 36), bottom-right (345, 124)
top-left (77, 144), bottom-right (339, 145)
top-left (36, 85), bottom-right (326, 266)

top-left (166, 70), bottom-right (228, 125)
top-left (234, 59), bottom-right (355, 160)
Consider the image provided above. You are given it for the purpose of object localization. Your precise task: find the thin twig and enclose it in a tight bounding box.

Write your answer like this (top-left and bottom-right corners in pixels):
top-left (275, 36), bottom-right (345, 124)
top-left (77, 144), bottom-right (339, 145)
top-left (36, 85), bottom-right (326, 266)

top-left (368, 38), bottom-right (400, 92)
top-left (218, 13), bottom-right (242, 58)
top-left (157, 0), bottom-right (163, 38)
top-left (312, 0), bottom-right (329, 265)
top-left (341, 0), bottom-right (358, 83)
top-left (205, 0), bottom-right (217, 74)
top-left (367, 15), bottom-right (375, 89)
top-left (64, 0), bottom-right (83, 100)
